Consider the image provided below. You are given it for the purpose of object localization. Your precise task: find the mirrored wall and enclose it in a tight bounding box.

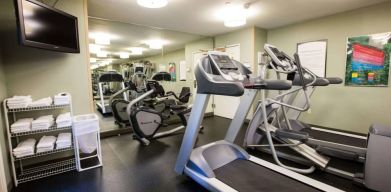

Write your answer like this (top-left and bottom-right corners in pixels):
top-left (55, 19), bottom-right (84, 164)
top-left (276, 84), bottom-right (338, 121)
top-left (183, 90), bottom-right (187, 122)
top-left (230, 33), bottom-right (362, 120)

top-left (88, 17), bottom-right (207, 132)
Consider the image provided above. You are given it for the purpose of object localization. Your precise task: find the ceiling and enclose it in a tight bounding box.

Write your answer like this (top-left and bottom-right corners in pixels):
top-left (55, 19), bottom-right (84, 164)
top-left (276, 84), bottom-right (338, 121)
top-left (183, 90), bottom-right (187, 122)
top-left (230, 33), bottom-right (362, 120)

top-left (88, 18), bottom-right (205, 61)
top-left (88, 0), bottom-right (389, 36)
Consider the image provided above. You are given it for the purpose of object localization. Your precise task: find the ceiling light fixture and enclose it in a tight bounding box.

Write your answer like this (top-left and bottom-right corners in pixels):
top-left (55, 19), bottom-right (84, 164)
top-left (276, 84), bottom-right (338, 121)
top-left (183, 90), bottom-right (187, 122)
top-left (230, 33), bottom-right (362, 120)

top-left (129, 47), bottom-right (144, 55)
top-left (223, 2), bottom-right (247, 28)
top-left (90, 33), bottom-right (111, 45)
top-left (97, 51), bottom-right (108, 58)
top-left (137, 0), bottom-right (168, 8)
top-left (90, 65), bottom-right (99, 70)
top-left (89, 44), bottom-right (102, 54)
top-left (145, 40), bottom-right (165, 49)
top-left (95, 34), bottom-right (110, 45)
top-left (119, 52), bottom-right (130, 59)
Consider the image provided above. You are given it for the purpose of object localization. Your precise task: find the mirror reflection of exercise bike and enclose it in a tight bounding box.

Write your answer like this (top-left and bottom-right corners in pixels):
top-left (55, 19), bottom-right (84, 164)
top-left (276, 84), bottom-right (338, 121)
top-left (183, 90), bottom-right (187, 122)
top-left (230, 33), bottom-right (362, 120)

top-left (111, 72), bottom-right (197, 145)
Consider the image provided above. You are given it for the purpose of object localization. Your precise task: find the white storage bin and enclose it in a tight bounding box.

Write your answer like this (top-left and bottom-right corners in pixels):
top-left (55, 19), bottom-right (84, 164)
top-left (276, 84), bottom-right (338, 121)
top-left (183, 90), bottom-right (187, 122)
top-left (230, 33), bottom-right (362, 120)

top-left (73, 114), bottom-right (102, 172)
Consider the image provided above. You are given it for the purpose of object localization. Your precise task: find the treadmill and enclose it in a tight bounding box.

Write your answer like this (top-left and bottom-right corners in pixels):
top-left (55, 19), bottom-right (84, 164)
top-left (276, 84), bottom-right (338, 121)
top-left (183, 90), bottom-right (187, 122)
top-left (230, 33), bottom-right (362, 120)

top-left (96, 71), bottom-right (128, 114)
top-left (174, 51), bottom-right (342, 192)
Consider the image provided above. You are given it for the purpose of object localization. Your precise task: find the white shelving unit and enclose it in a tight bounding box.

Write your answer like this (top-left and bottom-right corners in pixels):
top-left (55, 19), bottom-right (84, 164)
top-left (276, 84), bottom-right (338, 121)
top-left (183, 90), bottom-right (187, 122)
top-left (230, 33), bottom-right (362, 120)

top-left (3, 98), bottom-right (76, 186)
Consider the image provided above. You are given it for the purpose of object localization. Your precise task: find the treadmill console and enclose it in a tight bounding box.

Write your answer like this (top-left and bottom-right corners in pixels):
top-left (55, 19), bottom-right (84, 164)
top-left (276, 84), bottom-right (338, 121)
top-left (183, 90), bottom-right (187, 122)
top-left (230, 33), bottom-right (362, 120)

top-left (208, 52), bottom-right (244, 81)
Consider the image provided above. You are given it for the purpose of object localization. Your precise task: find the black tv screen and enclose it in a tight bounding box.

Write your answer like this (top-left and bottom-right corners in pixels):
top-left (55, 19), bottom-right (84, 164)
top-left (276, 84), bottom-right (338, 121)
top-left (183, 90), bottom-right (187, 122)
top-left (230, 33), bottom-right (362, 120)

top-left (15, 0), bottom-right (80, 53)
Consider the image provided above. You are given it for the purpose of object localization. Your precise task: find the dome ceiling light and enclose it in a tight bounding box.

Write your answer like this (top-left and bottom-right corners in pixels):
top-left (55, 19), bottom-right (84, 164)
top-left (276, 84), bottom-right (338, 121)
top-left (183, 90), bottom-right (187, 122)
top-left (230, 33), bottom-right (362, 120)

top-left (137, 0), bottom-right (168, 8)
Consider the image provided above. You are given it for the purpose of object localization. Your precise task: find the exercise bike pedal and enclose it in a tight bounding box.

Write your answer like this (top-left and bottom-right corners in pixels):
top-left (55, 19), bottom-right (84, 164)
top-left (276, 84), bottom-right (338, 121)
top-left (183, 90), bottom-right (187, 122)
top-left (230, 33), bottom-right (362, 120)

top-left (140, 138), bottom-right (151, 146)
top-left (199, 126), bottom-right (205, 133)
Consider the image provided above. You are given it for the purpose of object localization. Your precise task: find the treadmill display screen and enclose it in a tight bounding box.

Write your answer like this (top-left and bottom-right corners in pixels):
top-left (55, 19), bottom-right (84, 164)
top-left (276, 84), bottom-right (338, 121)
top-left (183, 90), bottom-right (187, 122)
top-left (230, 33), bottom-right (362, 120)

top-left (211, 54), bottom-right (237, 70)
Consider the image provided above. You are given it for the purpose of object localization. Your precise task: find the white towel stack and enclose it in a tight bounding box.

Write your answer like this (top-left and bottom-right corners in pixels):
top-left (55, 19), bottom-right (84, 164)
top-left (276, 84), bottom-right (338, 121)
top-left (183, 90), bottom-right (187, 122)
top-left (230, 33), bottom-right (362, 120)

top-left (32, 115), bottom-right (54, 131)
top-left (56, 112), bottom-right (72, 128)
top-left (13, 138), bottom-right (36, 158)
top-left (7, 96), bottom-right (32, 109)
top-left (56, 133), bottom-right (72, 149)
top-left (54, 93), bottom-right (70, 105)
top-left (36, 136), bottom-right (56, 153)
top-left (10, 118), bottom-right (33, 133)
top-left (28, 97), bottom-right (53, 107)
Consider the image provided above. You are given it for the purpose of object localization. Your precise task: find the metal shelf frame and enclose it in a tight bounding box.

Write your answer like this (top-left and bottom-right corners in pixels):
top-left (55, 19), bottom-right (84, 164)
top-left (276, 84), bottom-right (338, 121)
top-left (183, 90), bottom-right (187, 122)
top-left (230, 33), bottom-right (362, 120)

top-left (3, 95), bottom-right (76, 186)
top-left (14, 146), bottom-right (74, 161)
top-left (17, 158), bottom-right (76, 184)
top-left (11, 125), bottom-right (72, 137)
top-left (7, 104), bottom-right (70, 113)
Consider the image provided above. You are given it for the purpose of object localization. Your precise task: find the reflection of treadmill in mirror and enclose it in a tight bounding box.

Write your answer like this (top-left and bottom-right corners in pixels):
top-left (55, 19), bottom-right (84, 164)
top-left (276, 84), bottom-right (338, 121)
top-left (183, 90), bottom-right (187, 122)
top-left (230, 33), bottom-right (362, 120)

top-left (96, 71), bottom-right (128, 114)
top-left (174, 51), bottom-right (342, 192)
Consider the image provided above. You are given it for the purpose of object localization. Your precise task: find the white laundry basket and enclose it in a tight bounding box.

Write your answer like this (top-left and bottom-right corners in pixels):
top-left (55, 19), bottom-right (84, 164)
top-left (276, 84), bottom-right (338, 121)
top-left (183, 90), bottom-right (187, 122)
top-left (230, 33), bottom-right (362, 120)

top-left (73, 114), bottom-right (102, 171)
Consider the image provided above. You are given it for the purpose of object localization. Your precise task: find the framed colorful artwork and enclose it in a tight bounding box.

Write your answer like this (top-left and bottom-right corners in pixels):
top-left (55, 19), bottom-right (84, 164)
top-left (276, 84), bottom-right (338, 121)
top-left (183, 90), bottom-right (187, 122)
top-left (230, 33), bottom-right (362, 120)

top-left (345, 32), bottom-right (391, 86)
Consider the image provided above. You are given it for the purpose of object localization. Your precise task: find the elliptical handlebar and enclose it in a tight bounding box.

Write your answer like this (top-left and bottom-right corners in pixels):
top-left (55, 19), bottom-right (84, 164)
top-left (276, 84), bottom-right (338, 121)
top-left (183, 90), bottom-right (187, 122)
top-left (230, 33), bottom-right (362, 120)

top-left (264, 44), bottom-right (297, 74)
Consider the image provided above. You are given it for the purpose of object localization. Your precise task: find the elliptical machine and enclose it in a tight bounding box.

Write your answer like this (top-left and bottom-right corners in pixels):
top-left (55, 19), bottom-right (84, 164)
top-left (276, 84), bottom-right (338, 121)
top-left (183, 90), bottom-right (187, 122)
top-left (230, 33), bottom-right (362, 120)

top-left (126, 72), bottom-right (194, 146)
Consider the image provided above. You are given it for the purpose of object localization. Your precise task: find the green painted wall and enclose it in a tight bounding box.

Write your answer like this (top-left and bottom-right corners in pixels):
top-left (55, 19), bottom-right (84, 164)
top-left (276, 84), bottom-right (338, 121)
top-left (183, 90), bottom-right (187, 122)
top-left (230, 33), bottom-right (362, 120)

top-left (184, 37), bottom-right (214, 85)
top-left (214, 27), bottom-right (254, 65)
top-left (267, 2), bottom-right (391, 133)
top-left (135, 48), bottom-right (187, 93)
top-left (0, 46), bottom-right (11, 190)
top-left (184, 37), bottom-right (214, 112)
top-left (254, 27), bottom-right (268, 74)
top-left (1, 0), bottom-right (91, 115)
top-left (0, 0), bottom-right (90, 189)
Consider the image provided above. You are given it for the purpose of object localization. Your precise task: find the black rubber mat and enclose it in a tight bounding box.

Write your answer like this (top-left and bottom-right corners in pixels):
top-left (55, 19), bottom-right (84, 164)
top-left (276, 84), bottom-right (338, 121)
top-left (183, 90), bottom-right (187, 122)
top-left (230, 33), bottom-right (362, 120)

top-left (302, 128), bottom-right (367, 148)
top-left (214, 159), bottom-right (320, 192)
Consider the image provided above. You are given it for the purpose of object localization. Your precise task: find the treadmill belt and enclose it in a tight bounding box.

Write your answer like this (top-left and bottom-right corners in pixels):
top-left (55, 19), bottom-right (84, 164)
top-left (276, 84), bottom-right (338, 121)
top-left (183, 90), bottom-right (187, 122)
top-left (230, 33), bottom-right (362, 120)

top-left (302, 128), bottom-right (367, 148)
top-left (214, 159), bottom-right (319, 192)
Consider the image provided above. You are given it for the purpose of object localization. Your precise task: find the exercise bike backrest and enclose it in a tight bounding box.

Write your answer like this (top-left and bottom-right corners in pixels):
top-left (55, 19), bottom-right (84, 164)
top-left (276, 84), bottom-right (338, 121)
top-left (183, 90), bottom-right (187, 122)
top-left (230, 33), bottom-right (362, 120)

top-left (166, 87), bottom-right (191, 104)
top-left (146, 80), bottom-right (165, 98)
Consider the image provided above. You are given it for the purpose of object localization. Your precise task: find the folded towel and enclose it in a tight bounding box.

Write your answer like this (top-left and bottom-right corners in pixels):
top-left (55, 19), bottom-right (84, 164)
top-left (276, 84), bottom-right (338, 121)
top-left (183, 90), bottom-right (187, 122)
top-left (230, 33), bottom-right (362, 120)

top-left (56, 133), bottom-right (72, 142)
top-left (56, 113), bottom-right (71, 123)
top-left (56, 113), bottom-right (72, 128)
top-left (7, 96), bottom-right (32, 109)
top-left (28, 97), bottom-right (53, 107)
top-left (32, 115), bottom-right (54, 130)
top-left (11, 118), bottom-right (33, 127)
top-left (56, 133), bottom-right (72, 149)
top-left (13, 138), bottom-right (36, 157)
top-left (11, 118), bottom-right (33, 133)
top-left (36, 136), bottom-right (56, 151)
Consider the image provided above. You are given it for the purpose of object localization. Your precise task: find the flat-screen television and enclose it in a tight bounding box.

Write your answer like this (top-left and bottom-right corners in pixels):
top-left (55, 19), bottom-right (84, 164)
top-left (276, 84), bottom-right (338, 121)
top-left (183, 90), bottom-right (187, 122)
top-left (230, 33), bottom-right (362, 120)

top-left (15, 0), bottom-right (80, 53)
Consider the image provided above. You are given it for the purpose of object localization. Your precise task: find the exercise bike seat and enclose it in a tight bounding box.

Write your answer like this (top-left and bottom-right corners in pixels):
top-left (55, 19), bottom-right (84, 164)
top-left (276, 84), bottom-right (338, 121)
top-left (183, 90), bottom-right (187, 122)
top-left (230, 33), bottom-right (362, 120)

top-left (170, 105), bottom-right (188, 112)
